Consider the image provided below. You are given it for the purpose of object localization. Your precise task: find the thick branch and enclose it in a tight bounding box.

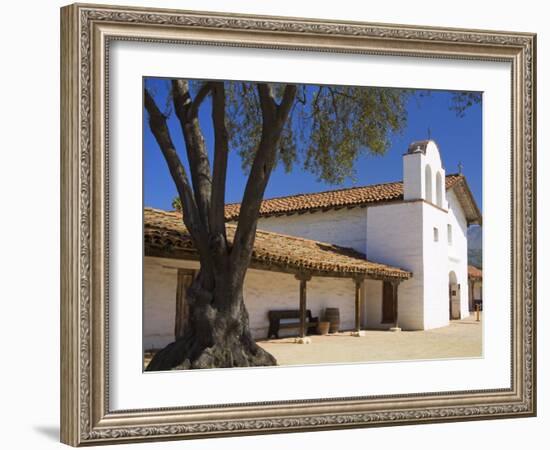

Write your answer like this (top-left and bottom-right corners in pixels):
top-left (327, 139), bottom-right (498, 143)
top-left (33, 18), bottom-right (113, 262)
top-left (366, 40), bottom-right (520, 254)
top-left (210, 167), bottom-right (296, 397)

top-left (229, 132), bottom-right (277, 285)
top-left (257, 83), bottom-right (277, 122)
top-left (210, 82), bottom-right (229, 239)
top-left (229, 84), bottom-right (297, 288)
top-left (143, 88), bottom-right (203, 242)
top-left (277, 84), bottom-right (298, 122)
top-left (190, 82), bottom-right (213, 117)
top-left (172, 80), bottom-right (213, 230)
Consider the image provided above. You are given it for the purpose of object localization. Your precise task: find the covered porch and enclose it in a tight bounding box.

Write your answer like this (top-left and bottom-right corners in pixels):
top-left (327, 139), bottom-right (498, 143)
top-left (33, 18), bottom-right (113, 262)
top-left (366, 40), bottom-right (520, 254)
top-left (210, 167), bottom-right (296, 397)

top-left (263, 270), bottom-right (406, 343)
top-left (143, 208), bottom-right (412, 348)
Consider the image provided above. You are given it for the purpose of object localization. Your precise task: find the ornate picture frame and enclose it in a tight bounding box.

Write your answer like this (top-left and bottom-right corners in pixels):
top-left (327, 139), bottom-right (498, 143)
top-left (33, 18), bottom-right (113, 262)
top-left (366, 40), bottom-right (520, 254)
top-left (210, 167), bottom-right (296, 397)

top-left (60, 3), bottom-right (536, 446)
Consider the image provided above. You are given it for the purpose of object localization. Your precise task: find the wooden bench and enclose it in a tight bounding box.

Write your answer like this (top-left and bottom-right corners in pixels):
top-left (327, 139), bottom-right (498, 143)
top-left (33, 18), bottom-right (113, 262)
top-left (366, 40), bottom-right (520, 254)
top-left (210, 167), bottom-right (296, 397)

top-left (267, 309), bottom-right (319, 339)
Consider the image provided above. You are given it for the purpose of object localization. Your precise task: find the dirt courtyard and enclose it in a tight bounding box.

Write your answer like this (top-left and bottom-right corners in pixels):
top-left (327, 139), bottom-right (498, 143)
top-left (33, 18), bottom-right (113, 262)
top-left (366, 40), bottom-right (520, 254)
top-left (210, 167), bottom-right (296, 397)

top-left (257, 314), bottom-right (482, 367)
top-left (143, 314), bottom-right (482, 369)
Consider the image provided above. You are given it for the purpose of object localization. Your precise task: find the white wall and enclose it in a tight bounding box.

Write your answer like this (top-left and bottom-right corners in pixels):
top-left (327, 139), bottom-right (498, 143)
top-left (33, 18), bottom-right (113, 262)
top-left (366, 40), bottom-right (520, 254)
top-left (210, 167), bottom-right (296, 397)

top-left (403, 151), bottom-right (424, 200)
top-left (245, 270), bottom-right (358, 337)
top-left (447, 190), bottom-right (470, 319)
top-left (366, 201), bottom-right (425, 329)
top-left (364, 279), bottom-right (391, 329)
top-left (143, 258), bottom-right (179, 349)
top-left (416, 142), bottom-right (450, 328)
top-left (367, 198), bottom-right (462, 331)
top-left (421, 202), bottom-right (452, 328)
top-left (254, 207), bottom-right (368, 254)
top-left (369, 141), bottom-right (466, 330)
top-left (143, 257), bottom-right (361, 348)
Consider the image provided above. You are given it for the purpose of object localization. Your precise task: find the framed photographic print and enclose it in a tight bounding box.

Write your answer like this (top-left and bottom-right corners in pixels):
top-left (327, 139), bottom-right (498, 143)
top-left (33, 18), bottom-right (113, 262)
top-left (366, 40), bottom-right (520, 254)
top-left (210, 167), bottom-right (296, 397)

top-left (60, 3), bottom-right (536, 446)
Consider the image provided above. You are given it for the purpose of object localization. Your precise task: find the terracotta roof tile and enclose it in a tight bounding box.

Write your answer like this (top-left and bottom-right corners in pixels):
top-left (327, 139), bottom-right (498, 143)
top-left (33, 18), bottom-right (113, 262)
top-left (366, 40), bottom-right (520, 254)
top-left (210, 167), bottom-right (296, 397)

top-left (468, 265), bottom-right (482, 279)
top-left (144, 208), bottom-right (411, 280)
top-left (224, 174), bottom-right (466, 220)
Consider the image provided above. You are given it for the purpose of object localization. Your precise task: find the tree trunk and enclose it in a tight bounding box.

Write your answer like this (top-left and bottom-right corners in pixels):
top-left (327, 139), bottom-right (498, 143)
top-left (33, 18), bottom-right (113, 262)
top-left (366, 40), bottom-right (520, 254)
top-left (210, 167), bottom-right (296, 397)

top-left (145, 272), bottom-right (276, 371)
top-left (143, 82), bottom-right (296, 371)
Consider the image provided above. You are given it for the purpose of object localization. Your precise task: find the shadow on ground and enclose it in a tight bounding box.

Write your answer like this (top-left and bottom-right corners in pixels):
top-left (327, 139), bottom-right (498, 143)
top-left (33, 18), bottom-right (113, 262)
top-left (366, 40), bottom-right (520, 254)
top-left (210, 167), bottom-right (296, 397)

top-left (33, 425), bottom-right (59, 441)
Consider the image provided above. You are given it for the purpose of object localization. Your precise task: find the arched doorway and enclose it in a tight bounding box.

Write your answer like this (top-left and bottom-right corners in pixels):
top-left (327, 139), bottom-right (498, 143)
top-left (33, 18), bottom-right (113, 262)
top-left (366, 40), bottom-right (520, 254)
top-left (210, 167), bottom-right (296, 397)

top-left (449, 271), bottom-right (460, 320)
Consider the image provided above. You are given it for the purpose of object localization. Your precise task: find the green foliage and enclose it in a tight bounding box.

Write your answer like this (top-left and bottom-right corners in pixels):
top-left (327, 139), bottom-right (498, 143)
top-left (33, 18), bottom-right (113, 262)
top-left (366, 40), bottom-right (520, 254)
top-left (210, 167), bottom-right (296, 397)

top-left (172, 196), bottom-right (182, 211)
top-left (149, 79), bottom-right (478, 187)
top-left (449, 92), bottom-right (482, 118)
top-left (226, 82), bottom-right (410, 184)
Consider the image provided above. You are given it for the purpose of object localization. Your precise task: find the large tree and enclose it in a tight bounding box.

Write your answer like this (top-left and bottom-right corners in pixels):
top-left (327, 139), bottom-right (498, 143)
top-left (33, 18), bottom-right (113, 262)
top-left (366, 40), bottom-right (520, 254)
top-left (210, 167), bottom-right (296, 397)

top-left (144, 80), bottom-right (478, 371)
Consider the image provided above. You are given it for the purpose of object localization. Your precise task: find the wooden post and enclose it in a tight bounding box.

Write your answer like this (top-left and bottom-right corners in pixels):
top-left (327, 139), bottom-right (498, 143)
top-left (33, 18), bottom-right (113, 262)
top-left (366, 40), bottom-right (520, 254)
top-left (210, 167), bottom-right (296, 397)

top-left (390, 280), bottom-right (401, 332)
top-left (354, 277), bottom-right (364, 332)
top-left (299, 278), bottom-right (307, 338)
top-left (175, 269), bottom-right (195, 339)
top-left (295, 273), bottom-right (312, 338)
top-left (469, 280), bottom-right (474, 312)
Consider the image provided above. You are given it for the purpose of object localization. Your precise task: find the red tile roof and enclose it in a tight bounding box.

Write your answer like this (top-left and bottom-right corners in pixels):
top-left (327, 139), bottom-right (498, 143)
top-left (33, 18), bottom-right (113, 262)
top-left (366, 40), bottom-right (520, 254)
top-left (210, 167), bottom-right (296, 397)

top-left (144, 208), bottom-right (411, 280)
top-left (468, 265), bottom-right (482, 280)
top-left (224, 174), bottom-right (481, 224)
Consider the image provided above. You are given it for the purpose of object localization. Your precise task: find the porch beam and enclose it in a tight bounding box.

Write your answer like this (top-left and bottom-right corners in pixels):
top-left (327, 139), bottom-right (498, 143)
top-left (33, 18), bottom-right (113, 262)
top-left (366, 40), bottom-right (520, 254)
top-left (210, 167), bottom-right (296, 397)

top-left (390, 280), bottom-right (401, 332)
top-left (469, 280), bottom-right (474, 312)
top-left (295, 273), bottom-right (312, 338)
top-left (354, 276), bottom-right (365, 332)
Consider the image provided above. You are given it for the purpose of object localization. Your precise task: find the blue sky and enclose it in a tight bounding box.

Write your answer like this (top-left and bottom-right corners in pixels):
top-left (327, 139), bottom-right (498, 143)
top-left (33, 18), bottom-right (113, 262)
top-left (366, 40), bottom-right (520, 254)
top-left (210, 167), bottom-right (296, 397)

top-left (143, 79), bottom-right (482, 211)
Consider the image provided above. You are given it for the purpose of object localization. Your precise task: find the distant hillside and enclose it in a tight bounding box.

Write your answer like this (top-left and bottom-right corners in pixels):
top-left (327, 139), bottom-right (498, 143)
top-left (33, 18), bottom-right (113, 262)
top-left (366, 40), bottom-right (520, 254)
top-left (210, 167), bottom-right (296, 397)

top-left (468, 225), bottom-right (482, 268)
top-left (468, 249), bottom-right (482, 269)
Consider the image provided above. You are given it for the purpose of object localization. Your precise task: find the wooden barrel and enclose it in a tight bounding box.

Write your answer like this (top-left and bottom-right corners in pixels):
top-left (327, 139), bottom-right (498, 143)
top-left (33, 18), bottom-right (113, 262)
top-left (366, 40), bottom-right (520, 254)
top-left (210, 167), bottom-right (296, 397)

top-left (324, 308), bottom-right (340, 333)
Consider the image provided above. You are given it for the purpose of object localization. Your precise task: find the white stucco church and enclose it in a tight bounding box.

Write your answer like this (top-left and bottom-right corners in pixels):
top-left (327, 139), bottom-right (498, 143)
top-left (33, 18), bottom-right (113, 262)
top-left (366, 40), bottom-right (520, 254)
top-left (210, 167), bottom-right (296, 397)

top-left (144, 140), bottom-right (482, 350)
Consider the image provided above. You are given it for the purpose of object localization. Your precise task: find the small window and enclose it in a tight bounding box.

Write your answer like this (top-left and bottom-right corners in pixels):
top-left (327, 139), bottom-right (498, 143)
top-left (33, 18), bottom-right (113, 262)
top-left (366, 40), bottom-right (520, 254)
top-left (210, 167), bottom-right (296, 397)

top-left (433, 227), bottom-right (439, 242)
top-left (447, 224), bottom-right (453, 245)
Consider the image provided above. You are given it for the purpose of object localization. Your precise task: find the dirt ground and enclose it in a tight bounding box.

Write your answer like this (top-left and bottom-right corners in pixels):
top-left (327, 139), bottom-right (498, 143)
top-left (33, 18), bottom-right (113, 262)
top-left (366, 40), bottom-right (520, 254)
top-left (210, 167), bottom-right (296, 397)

top-left (144, 314), bottom-right (482, 369)
top-left (257, 314), bottom-right (482, 366)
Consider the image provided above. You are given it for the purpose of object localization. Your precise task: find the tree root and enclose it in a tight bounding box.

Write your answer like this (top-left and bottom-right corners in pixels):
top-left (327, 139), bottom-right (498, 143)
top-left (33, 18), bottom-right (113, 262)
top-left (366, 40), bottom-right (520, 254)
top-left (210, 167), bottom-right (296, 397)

top-left (145, 333), bottom-right (276, 371)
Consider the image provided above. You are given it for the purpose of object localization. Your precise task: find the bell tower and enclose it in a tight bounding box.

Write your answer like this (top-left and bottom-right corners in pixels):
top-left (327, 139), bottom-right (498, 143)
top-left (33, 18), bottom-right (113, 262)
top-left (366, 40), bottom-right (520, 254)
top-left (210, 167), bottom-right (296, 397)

top-left (366, 139), bottom-right (452, 330)
top-left (403, 140), bottom-right (446, 208)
